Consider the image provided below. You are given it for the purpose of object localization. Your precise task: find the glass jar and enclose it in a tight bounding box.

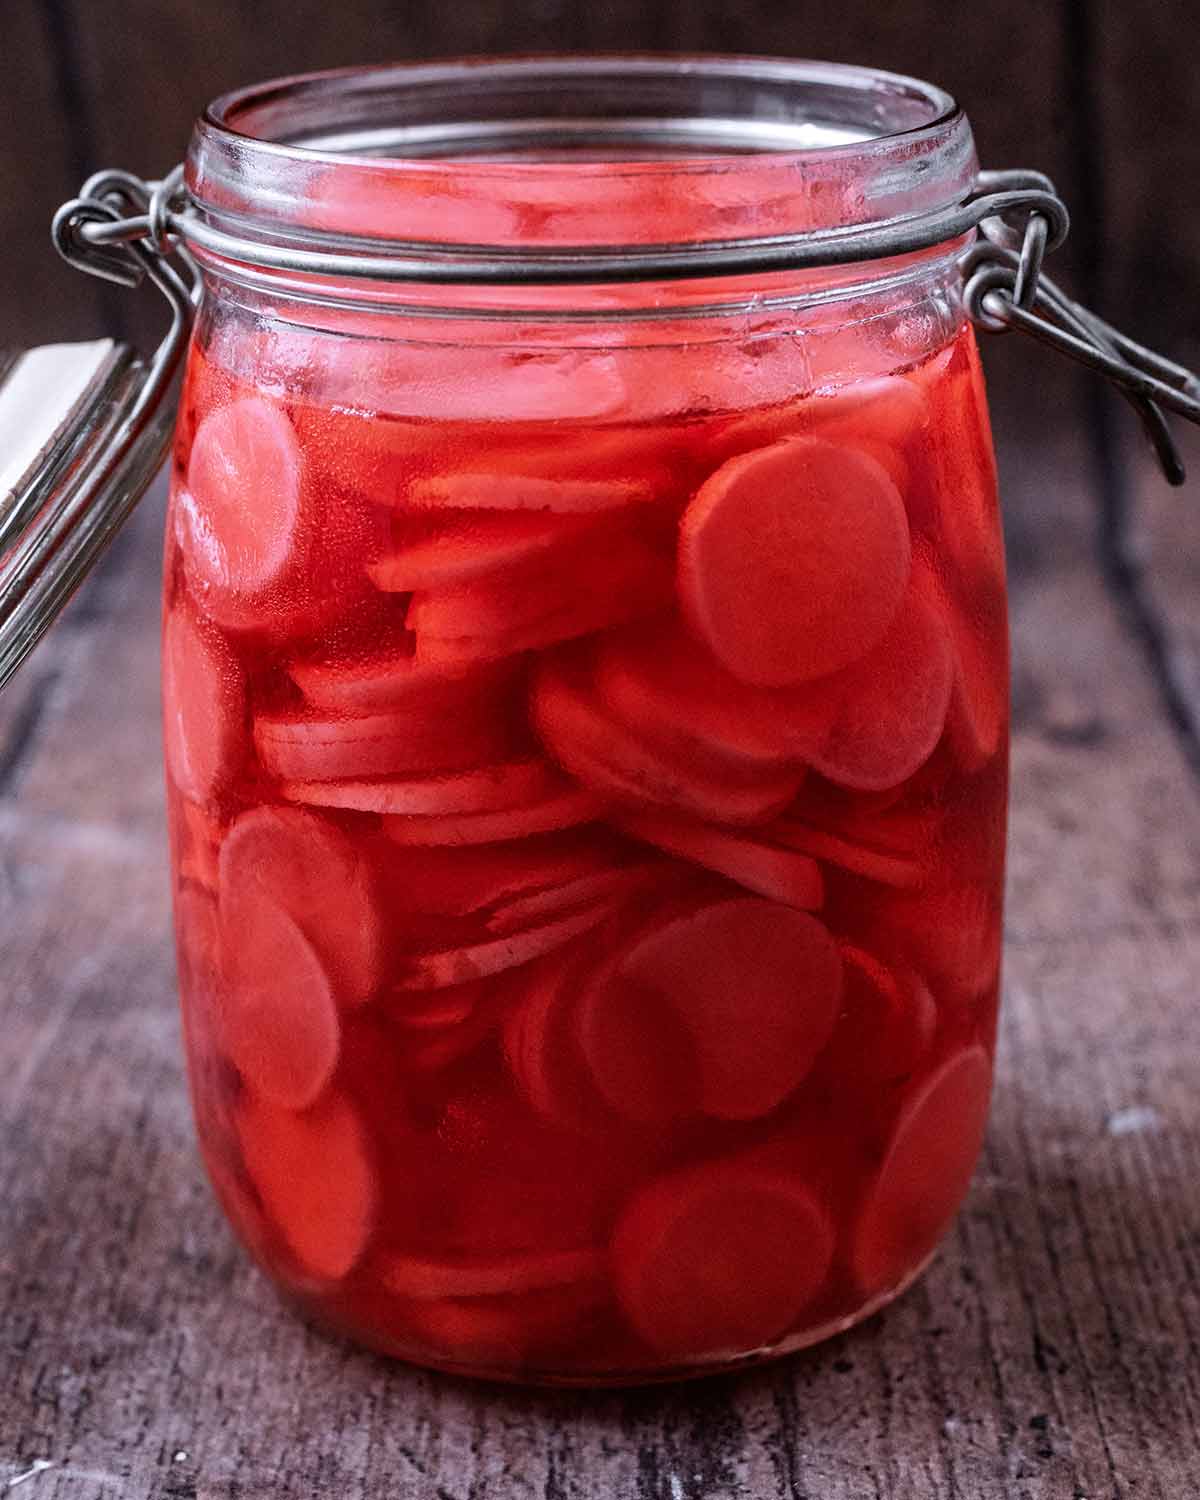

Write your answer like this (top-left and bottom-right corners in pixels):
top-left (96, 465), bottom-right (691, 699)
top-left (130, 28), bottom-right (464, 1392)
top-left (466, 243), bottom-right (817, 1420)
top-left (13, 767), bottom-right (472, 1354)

top-left (159, 58), bottom-right (1008, 1383)
top-left (21, 56), bottom-right (1020, 1386)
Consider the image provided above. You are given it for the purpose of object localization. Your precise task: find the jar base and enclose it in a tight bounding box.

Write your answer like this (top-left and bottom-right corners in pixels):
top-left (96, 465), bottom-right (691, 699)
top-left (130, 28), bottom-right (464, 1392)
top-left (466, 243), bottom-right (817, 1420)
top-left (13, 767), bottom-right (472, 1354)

top-left (285, 1247), bottom-right (941, 1390)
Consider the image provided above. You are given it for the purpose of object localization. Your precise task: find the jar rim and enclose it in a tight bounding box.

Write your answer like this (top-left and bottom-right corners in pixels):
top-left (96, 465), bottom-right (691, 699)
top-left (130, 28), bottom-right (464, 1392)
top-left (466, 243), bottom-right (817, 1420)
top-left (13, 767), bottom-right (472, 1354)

top-left (187, 55), bottom-right (974, 252)
top-left (198, 55), bottom-right (962, 176)
top-left (182, 55), bottom-right (977, 314)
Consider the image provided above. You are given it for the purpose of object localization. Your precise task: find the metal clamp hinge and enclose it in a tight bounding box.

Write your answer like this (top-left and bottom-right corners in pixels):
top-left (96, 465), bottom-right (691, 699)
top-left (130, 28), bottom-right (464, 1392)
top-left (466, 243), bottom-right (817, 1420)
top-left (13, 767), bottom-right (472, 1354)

top-left (0, 171), bottom-right (197, 693)
top-left (964, 170), bottom-right (1200, 485)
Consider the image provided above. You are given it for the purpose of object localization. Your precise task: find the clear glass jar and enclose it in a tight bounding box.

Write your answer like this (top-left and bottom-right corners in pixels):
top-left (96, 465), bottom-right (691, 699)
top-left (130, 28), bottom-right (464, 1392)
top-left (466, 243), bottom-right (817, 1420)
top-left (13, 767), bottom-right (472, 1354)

top-left (163, 57), bottom-right (1007, 1385)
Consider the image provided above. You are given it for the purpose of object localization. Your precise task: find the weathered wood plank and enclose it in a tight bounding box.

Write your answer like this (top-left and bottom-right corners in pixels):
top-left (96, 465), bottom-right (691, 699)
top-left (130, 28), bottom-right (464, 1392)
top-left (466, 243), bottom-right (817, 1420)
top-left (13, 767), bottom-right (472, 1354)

top-left (0, 2), bottom-right (106, 350)
top-left (1120, 420), bottom-right (1200, 766)
top-left (1093, 1), bottom-right (1200, 351)
top-left (3, 445), bottom-right (1200, 1497)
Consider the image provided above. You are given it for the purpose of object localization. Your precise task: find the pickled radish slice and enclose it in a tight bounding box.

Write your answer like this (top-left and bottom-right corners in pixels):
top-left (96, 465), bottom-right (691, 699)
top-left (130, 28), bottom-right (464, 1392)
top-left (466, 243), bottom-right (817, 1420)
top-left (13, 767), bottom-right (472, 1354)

top-left (237, 1092), bottom-right (376, 1281)
top-left (254, 703), bottom-right (511, 783)
top-left (916, 339), bottom-right (1006, 595)
top-left (678, 437), bottom-right (911, 687)
top-left (181, 397), bottom-right (303, 613)
top-left (382, 786), bottom-right (602, 846)
top-left (380, 1245), bottom-right (604, 1300)
top-left (813, 375), bottom-right (929, 449)
top-left (219, 893), bottom-right (340, 1109)
top-left (174, 884), bottom-right (221, 995)
top-left (281, 758), bottom-right (558, 816)
top-left (853, 1046), bottom-right (993, 1294)
top-left (705, 374), bottom-right (928, 473)
top-left (504, 945), bottom-right (603, 1132)
top-left (486, 864), bottom-right (655, 933)
top-left (408, 471), bottom-right (658, 514)
top-left (162, 607), bottom-right (245, 803)
top-left (946, 597), bottom-right (1007, 772)
top-left (808, 581), bottom-right (954, 791)
top-left (178, 798), bottom-right (222, 894)
top-left (400, 1283), bottom-right (603, 1369)
top-left (615, 897), bottom-right (842, 1120)
top-left (866, 878), bottom-right (1002, 1002)
top-left (369, 510), bottom-right (591, 591)
top-left (613, 1157), bottom-right (835, 1360)
top-left (768, 818), bottom-right (925, 889)
top-left (575, 956), bottom-right (698, 1125)
top-left (376, 832), bottom-right (619, 918)
top-left (394, 899), bottom-right (622, 990)
top-left (385, 981), bottom-right (483, 1031)
top-left (821, 946), bottom-right (937, 1083)
top-left (409, 527), bottom-right (671, 662)
top-left (616, 811), bottom-right (824, 910)
top-left (532, 655), bottom-right (803, 826)
top-left (288, 644), bottom-right (515, 716)
top-left (219, 806), bottom-right (381, 1005)
top-left (594, 621), bottom-right (837, 770)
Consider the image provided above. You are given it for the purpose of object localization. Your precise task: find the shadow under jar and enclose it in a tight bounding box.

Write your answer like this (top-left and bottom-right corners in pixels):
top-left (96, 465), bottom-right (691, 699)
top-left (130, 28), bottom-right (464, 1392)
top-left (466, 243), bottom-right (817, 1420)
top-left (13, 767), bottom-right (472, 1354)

top-left (164, 56), bottom-right (1008, 1385)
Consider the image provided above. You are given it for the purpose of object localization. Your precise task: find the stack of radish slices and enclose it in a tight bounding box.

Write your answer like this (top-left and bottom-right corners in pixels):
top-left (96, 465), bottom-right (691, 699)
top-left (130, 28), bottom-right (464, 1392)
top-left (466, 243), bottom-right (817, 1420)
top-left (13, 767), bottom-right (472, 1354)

top-left (163, 332), bottom-right (1005, 1374)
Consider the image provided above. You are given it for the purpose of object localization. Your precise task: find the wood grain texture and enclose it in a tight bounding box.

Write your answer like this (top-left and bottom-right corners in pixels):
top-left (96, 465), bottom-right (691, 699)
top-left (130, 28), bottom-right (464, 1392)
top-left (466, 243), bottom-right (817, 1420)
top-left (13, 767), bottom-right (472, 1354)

top-left (3, 441), bottom-right (1200, 1498)
top-left (0, 1), bottom-right (106, 349)
top-left (1093, 0), bottom-right (1200, 350)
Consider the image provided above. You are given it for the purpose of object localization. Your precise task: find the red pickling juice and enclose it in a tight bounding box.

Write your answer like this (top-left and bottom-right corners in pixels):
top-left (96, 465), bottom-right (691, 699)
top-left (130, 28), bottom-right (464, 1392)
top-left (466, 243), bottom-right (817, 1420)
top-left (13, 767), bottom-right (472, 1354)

top-left (162, 60), bottom-right (1008, 1384)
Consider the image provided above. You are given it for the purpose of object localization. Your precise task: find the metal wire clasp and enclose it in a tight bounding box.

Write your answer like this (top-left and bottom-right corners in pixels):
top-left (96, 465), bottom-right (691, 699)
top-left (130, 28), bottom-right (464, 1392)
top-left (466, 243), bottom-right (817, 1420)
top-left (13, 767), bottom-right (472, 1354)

top-left (0, 171), bottom-right (196, 692)
top-left (964, 170), bottom-right (1200, 485)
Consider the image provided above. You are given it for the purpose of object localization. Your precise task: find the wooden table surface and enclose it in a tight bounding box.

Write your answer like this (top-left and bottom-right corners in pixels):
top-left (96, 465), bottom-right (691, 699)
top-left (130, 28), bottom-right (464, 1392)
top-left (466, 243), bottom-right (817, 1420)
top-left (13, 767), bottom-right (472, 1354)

top-left (3, 382), bottom-right (1200, 1499)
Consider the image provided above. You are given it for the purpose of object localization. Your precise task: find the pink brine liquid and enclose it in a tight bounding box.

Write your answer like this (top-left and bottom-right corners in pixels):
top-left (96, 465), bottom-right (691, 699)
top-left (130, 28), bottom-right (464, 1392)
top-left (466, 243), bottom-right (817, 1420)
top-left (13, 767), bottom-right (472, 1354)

top-left (163, 303), bottom-right (1008, 1383)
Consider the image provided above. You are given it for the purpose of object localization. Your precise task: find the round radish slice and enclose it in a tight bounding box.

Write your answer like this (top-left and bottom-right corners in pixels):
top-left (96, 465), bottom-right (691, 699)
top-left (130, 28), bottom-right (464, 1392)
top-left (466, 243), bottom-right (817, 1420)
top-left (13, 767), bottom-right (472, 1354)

top-left (399, 1282), bottom-right (604, 1370)
top-left (408, 471), bottom-right (658, 514)
top-left (486, 863), bottom-right (656, 934)
top-left (237, 1091), bottom-right (376, 1281)
top-left (705, 374), bottom-right (928, 472)
top-left (945, 596), bottom-right (1008, 774)
top-left (532, 654), bottom-right (802, 827)
top-left (375, 831), bottom-right (619, 918)
top-left (613, 1156), bottom-right (835, 1360)
top-left (181, 397), bottom-right (304, 620)
top-left (808, 579), bottom-right (954, 792)
top-left (254, 703), bottom-right (511, 783)
top-left (866, 878), bottom-right (1003, 1004)
top-left (382, 786), bottom-right (602, 847)
top-left (679, 437), bottom-right (911, 687)
top-left (162, 607), bottom-right (245, 803)
top-left (614, 897), bottom-right (843, 1120)
top-left (281, 758), bottom-right (558, 816)
top-left (219, 892), bottom-right (340, 1109)
top-left (177, 797), bottom-right (222, 894)
top-left (853, 1045), bottom-right (993, 1295)
top-left (594, 621), bottom-right (836, 771)
top-left (394, 899), bottom-right (622, 990)
top-left (288, 645), bottom-right (515, 716)
top-left (218, 805), bottom-right (382, 1006)
top-left (820, 945), bottom-right (938, 1084)
top-left (768, 818), bottom-right (926, 889)
top-left (916, 340), bottom-right (1006, 596)
top-left (408, 525), bottom-right (672, 663)
top-left (574, 952), bottom-right (698, 1126)
top-left (503, 943), bottom-right (605, 1133)
top-left (384, 980), bottom-right (485, 1031)
top-left (173, 884), bottom-right (222, 997)
top-left (615, 811), bottom-right (824, 911)
top-left (368, 509), bottom-right (592, 591)
top-left (811, 375), bottom-right (929, 451)
top-left (380, 1245), bottom-right (604, 1300)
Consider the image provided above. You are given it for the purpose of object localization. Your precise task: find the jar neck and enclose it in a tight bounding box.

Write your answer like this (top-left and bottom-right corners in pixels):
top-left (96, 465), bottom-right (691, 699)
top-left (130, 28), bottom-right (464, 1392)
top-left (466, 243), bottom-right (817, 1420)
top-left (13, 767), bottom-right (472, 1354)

top-left (185, 56), bottom-right (978, 318)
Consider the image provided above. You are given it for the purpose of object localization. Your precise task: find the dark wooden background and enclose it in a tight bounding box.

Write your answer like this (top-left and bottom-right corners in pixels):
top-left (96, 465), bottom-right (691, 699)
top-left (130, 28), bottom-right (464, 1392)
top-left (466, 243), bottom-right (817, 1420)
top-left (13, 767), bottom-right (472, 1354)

top-left (4, 4), bottom-right (1200, 1497)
